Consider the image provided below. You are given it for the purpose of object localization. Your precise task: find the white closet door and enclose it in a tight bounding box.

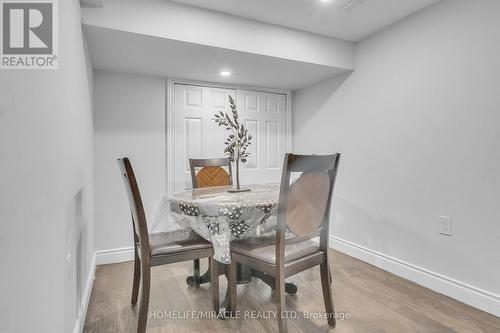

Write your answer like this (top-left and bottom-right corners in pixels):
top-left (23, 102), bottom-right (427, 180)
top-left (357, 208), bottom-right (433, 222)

top-left (236, 89), bottom-right (287, 185)
top-left (173, 84), bottom-right (235, 191)
top-left (173, 84), bottom-right (287, 191)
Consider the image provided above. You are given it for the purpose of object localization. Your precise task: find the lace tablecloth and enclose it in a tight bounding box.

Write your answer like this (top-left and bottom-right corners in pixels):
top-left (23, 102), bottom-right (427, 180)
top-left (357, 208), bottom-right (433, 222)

top-left (154, 184), bottom-right (280, 263)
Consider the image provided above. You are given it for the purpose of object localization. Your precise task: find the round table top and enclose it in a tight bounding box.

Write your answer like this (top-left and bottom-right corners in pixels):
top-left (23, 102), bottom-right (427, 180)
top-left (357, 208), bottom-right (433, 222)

top-left (168, 183), bottom-right (280, 207)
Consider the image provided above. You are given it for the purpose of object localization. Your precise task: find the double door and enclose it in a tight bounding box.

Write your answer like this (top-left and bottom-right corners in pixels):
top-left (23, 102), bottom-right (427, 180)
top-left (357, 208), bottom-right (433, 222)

top-left (173, 84), bottom-right (287, 192)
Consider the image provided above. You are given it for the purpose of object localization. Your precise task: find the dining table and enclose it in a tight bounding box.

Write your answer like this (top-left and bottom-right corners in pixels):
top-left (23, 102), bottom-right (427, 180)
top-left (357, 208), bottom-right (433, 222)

top-left (154, 183), bottom-right (298, 294)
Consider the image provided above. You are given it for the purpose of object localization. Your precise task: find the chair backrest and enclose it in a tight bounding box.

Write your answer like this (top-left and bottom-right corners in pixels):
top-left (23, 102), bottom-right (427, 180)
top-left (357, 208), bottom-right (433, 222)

top-left (189, 158), bottom-right (233, 189)
top-left (276, 153), bottom-right (341, 261)
top-left (117, 158), bottom-right (150, 257)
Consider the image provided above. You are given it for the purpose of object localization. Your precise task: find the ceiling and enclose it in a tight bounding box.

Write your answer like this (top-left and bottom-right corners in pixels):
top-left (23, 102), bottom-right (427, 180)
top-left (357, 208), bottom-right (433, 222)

top-left (83, 0), bottom-right (440, 90)
top-left (169, 0), bottom-right (440, 41)
top-left (84, 25), bottom-right (349, 90)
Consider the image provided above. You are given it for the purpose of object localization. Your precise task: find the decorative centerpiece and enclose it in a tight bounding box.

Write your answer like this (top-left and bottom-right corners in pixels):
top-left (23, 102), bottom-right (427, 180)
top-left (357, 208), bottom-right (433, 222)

top-left (214, 95), bottom-right (252, 192)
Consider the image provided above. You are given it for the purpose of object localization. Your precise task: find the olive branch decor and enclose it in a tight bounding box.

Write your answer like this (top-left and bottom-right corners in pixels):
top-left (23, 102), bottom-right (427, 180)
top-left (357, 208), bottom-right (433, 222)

top-left (214, 95), bottom-right (252, 191)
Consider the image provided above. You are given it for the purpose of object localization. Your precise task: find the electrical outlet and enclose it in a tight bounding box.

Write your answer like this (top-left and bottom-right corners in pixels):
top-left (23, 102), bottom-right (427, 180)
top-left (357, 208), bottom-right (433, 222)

top-left (439, 216), bottom-right (452, 236)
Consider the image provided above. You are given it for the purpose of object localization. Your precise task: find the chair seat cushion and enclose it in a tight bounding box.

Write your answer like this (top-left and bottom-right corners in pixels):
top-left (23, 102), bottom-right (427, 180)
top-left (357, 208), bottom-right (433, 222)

top-left (149, 230), bottom-right (212, 256)
top-left (231, 236), bottom-right (320, 264)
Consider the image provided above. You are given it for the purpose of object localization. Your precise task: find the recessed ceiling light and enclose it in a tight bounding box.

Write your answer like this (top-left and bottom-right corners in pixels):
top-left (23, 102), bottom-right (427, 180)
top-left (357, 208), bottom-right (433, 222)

top-left (220, 71), bottom-right (231, 76)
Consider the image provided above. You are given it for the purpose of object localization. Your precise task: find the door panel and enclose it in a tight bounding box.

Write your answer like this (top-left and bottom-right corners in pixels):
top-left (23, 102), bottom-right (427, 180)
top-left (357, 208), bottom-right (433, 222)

top-left (236, 90), bottom-right (287, 185)
top-left (243, 119), bottom-right (259, 170)
top-left (184, 87), bottom-right (203, 108)
top-left (174, 84), bottom-right (236, 191)
top-left (173, 84), bottom-right (287, 191)
top-left (184, 117), bottom-right (203, 172)
top-left (266, 121), bottom-right (280, 169)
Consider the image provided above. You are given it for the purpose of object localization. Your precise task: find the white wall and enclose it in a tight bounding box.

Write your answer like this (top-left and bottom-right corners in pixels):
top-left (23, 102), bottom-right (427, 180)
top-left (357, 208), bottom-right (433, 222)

top-left (82, 0), bottom-right (354, 69)
top-left (94, 71), bottom-right (166, 253)
top-left (0, 1), bottom-right (95, 332)
top-left (293, 0), bottom-right (500, 316)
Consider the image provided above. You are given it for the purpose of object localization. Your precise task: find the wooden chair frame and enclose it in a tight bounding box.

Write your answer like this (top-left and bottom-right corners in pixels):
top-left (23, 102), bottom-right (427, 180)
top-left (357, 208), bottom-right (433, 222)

top-left (188, 158), bottom-right (233, 286)
top-left (228, 153), bottom-right (341, 332)
top-left (118, 158), bottom-right (216, 333)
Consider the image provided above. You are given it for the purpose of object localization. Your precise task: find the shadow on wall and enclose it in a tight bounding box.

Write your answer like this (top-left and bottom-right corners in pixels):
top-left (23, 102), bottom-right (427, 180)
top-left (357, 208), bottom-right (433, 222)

top-left (64, 187), bottom-right (91, 332)
top-left (331, 196), bottom-right (489, 286)
top-left (292, 71), bottom-right (352, 140)
top-left (294, 69), bottom-right (496, 289)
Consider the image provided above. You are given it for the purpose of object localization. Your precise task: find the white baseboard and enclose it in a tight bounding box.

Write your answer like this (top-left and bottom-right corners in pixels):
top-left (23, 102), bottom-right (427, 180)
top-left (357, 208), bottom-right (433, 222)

top-left (96, 246), bottom-right (134, 265)
top-left (92, 238), bottom-right (500, 318)
top-left (330, 235), bottom-right (500, 318)
top-left (73, 252), bottom-right (96, 333)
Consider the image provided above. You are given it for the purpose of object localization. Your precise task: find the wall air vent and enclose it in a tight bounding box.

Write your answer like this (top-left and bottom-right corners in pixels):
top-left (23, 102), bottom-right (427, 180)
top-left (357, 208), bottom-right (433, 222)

top-left (335, 0), bottom-right (366, 13)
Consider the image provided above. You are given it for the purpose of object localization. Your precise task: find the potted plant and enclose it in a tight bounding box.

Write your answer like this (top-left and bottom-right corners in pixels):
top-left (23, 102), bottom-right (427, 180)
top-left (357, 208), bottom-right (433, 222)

top-left (214, 95), bottom-right (252, 192)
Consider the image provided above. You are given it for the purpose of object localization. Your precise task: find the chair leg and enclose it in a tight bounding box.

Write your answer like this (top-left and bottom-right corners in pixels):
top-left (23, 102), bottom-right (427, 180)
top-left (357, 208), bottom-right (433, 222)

top-left (276, 274), bottom-right (287, 333)
top-left (193, 259), bottom-right (201, 287)
top-left (320, 260), bottom-right (336, 328)
top-left (227, 259), bottom-right (237, 315)
top-left (210, 258), bottom-right (220, 315)
top-left (131, 245), bottom-right (140, 305)
top-left (137, 264), bottom-right (151, 333)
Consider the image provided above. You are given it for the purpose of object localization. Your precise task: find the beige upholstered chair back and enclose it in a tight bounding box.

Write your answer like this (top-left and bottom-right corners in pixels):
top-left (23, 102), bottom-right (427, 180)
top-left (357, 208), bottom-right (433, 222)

top-left (286, 172), bottom-right (331, 237)
top-left (277, 154), bottom-right (341, 249)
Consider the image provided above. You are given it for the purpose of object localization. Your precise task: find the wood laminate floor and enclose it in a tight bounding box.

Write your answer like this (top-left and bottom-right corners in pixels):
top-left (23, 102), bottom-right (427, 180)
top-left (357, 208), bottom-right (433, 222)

top-left (83, 250), bottom-right (500, 333)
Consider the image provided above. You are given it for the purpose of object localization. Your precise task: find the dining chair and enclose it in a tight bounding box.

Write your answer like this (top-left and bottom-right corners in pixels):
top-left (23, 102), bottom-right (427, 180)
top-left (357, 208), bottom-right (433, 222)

top-left (189, 157), bottom-right (232, 285)
top-left (189, 157), bottom-right (233, 189)
top-left (227, 153), bottom-right (341, 332)
top-left (117, 157), bottom-right (217, 333)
